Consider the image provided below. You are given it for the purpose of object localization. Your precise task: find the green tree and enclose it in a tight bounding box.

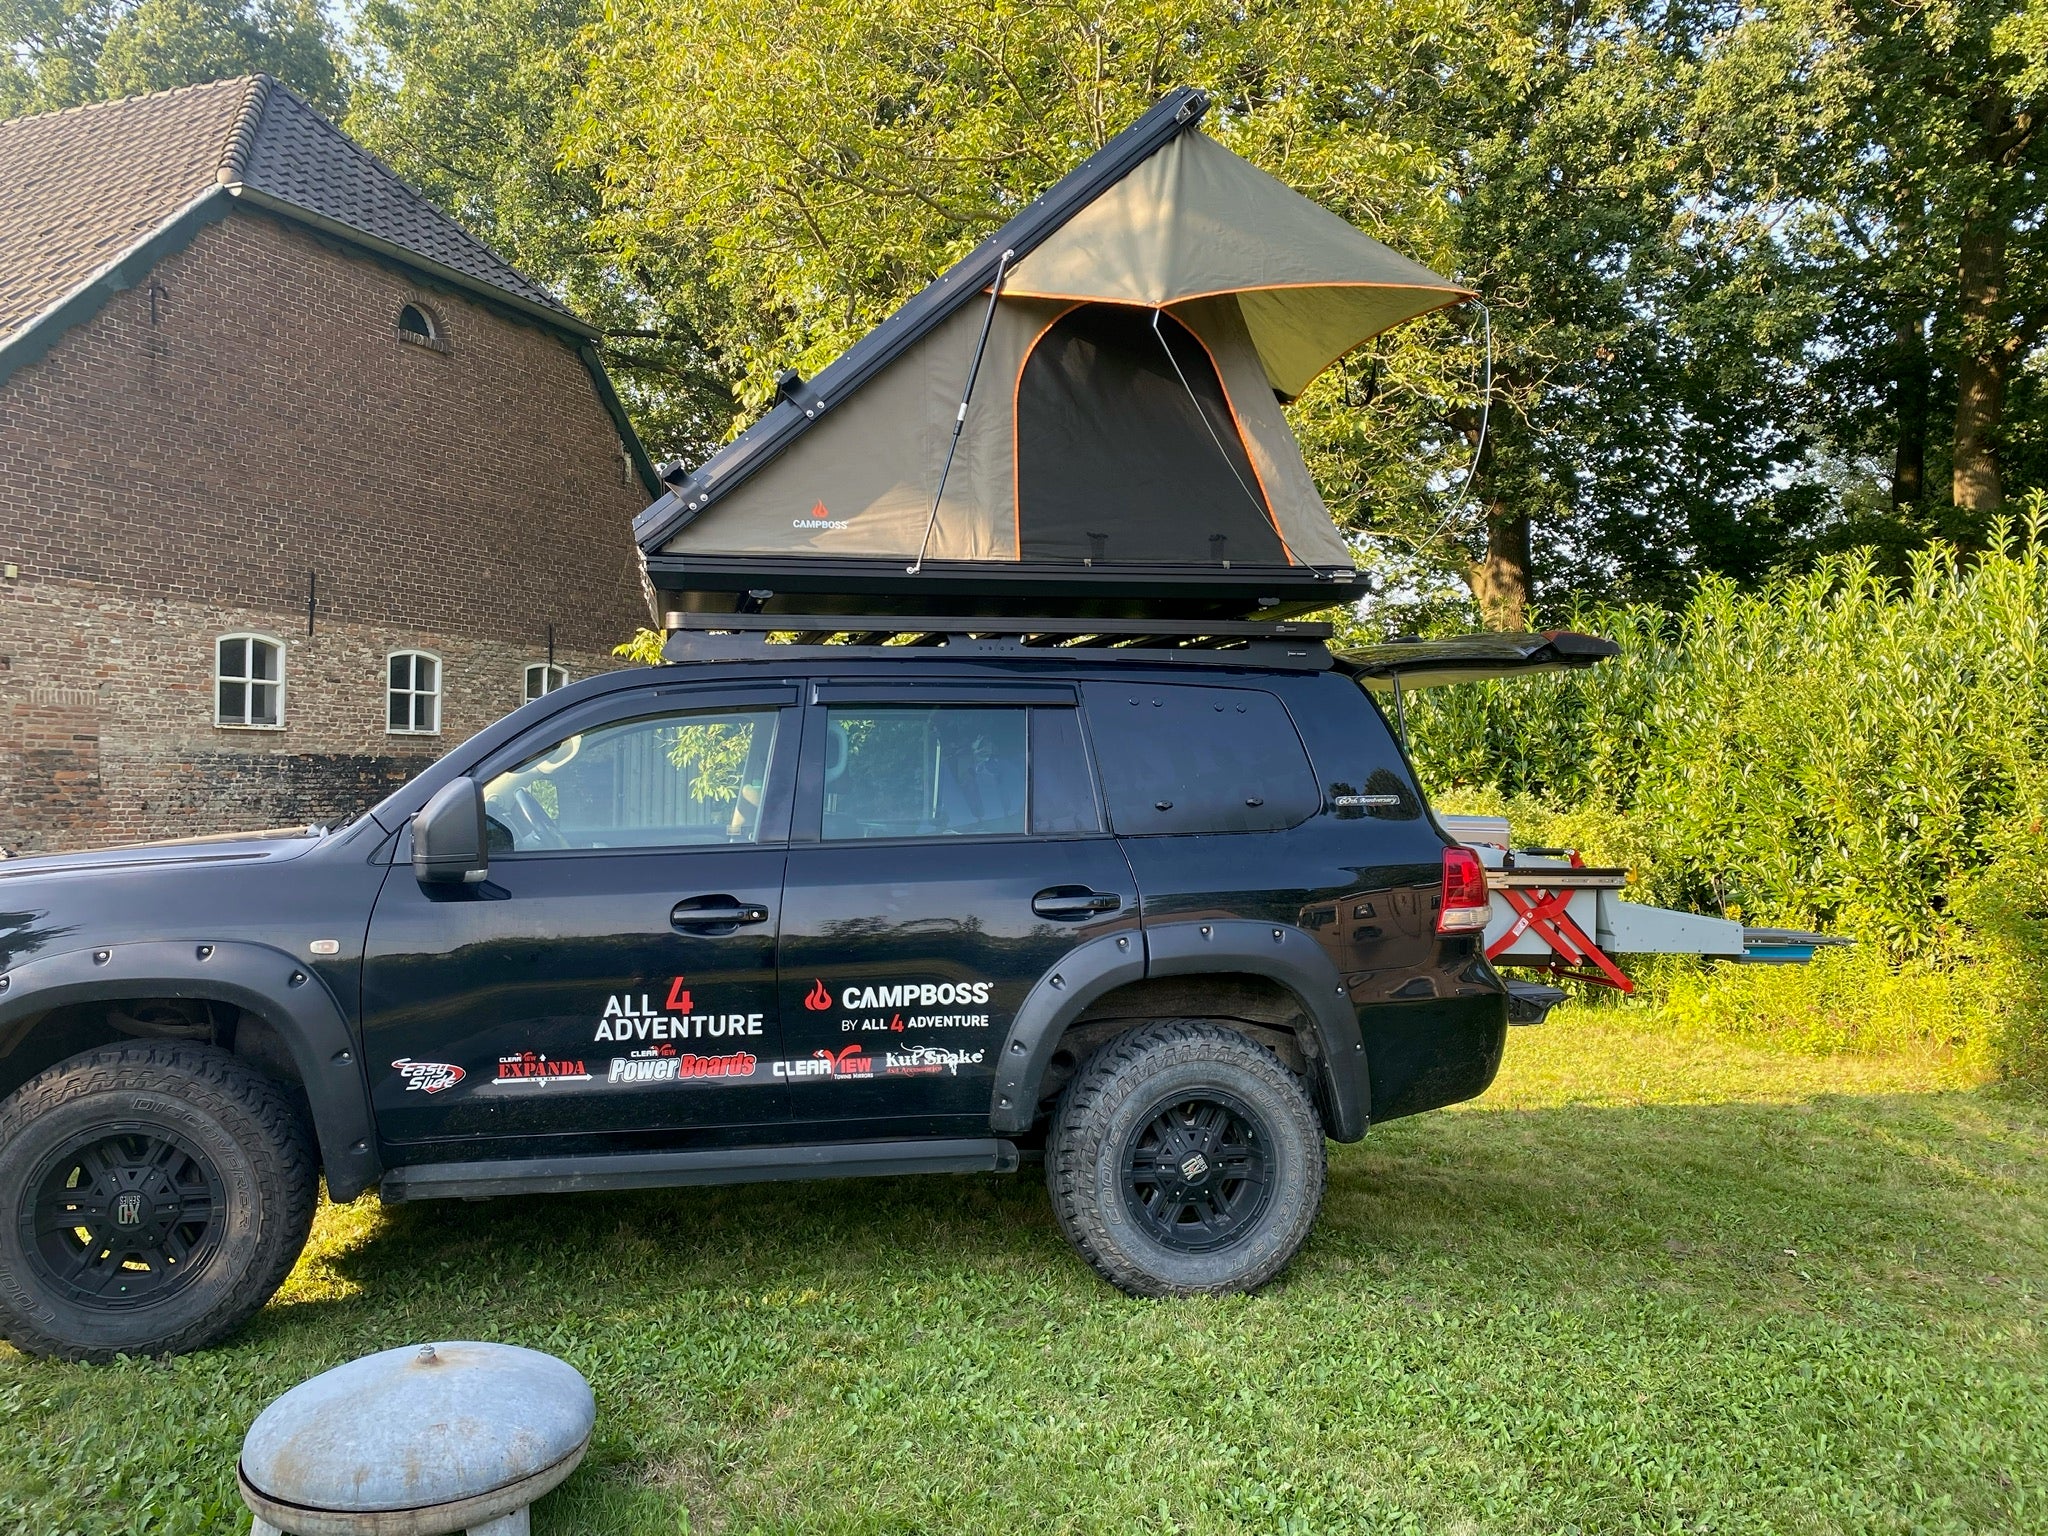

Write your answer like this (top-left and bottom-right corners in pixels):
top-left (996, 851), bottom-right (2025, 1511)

top-left (1, 0), bottom-right (343, 116)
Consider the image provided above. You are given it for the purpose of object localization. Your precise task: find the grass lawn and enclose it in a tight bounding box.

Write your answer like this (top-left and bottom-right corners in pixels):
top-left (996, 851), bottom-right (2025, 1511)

top-left (4, 1009), bottom-right (2044, 1534)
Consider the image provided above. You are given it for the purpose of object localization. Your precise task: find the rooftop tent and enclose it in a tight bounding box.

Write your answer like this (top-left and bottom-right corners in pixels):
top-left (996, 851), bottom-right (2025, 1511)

top-left (636, 88), bottom-right (1472, 620)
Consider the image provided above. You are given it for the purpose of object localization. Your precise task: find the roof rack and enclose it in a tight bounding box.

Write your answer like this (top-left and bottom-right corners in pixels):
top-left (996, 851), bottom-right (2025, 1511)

top-left (659, 611), bottom-right (1336, 669)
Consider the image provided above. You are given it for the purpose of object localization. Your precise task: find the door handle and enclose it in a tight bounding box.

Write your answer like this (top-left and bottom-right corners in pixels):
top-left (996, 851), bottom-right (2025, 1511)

top-left (1033, 887), bottom-right (1123, 919)
top-left (671, 897), bottom-right (770, 929)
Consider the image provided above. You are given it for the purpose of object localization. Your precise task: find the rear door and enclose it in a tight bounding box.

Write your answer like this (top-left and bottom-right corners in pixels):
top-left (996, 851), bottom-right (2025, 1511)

top-left (362, 682), bottom-right (799, 1145)
top-left (776, 679), bottom-right (1138, 1132)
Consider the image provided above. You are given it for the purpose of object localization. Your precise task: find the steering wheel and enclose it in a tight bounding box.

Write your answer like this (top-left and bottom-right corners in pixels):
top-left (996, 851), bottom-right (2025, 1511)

top-left (508, 786), bottom-right (569, 850)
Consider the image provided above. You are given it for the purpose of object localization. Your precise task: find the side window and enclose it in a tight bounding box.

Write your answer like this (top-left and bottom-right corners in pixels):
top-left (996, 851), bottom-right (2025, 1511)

top-left (1084, 683), bottom-right (1319, 835)
top-left (822, 706), bottom-right (1028, 839)
top-left (483, 708), bottom-right (780, 851)
top-left (1030, 706), bottom-right (1102, 834)
top-left (216, 634), bottom-right (283, 728)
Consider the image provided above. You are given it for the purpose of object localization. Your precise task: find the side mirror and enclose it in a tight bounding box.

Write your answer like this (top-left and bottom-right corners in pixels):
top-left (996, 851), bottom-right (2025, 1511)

top-left (413, 777), bottom-right (488, 885)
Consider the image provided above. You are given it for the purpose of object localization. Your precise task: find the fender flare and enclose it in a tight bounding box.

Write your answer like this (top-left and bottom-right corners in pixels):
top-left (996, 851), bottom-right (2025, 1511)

top-left (989, 920), bottom-right (1369, 1142)
top-left (0, 941), bottom-right (382, 1200)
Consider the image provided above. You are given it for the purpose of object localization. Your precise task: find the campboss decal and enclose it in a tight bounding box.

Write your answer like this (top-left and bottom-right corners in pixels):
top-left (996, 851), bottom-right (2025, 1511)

top-left (793, 500), bottom-right (849, 531)
top-left (841, 981), bottom-right (992, 1010)
top-left (392, 1059), bottom-right (464, 1094)
top-left (596, 978), bottom-right (764, 1043)
top-left (775, 1043), bottom-right (873, 1079)
top-left (882, 1046), bottom-right (986, 1077)
top-left (608, 1045), bottom-right (758, 1084)
top-left (489, 1051), bottom-right (591, 1085)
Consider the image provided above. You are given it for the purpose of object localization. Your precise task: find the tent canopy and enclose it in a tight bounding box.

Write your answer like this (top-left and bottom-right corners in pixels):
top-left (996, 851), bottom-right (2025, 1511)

top-left (637, 88), bottom-right (1471, 620)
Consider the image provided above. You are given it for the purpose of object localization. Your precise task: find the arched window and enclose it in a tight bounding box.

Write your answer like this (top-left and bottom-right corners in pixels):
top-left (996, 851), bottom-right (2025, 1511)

top-left (524, 662), bottom-right (568, 702)
top-left (396, 303), bottom-right (441, 347)
top-left (216, 634), bottom-right (284, 728)
top-left (387, 651), bottom-right (441, 735)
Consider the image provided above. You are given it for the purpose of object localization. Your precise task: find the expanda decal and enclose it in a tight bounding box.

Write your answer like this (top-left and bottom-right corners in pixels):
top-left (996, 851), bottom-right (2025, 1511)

top-left (489, 1051), bottom-right (591, 1086)
top-left (596, 976), bottom-right (763, 1043)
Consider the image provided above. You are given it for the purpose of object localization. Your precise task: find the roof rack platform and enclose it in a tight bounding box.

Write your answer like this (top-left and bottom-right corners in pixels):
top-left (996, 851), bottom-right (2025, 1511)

top-left (659, 610), bottom-right (1338, 669)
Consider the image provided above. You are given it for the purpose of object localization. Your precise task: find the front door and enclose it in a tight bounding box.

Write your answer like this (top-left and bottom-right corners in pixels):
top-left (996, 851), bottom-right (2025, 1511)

top-left (362, 685), bottom-right (799, 1145)
top-left (777, 682), bottom-right (1138, 1133)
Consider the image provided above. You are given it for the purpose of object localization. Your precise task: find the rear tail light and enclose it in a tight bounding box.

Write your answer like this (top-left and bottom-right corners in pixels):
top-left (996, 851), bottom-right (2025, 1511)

top-left (1437, 845), bottom-right (1492, 934)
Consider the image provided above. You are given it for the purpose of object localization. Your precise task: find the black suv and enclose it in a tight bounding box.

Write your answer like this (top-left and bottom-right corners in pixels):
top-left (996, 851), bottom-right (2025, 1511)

top-left (0, 621), bottom-right (1509, 1360)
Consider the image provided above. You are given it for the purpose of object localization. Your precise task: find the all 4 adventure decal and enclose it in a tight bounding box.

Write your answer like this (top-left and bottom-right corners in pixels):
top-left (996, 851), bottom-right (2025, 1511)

top-left (489, 1051), bottom-right (591, 1086)
top-left (596, 977), bottom-right (764, 1044)
top-left (391, 1059), bottom-right (464, 1094)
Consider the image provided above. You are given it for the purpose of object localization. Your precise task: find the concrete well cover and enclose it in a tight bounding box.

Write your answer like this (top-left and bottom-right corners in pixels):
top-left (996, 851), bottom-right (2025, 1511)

top-left (239, 1341), bottom-right (594, 1516)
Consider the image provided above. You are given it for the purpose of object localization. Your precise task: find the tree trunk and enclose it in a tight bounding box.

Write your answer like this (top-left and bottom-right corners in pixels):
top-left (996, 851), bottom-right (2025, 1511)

top-left (1891, 315), bottom-right (1929, 508)
top-left (1469, 497), bottom-right (1532, 630)
top-left (1951, 216), bottom-right (2009, 516)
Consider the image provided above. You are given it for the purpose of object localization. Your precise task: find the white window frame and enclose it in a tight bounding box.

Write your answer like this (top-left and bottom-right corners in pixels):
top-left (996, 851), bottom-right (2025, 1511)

top-left (215, 633), bottom-right (285, 730)
top-left (524, 662), bottom-right (569, 702)
top-left (386, 650), bottom-right (443, 736)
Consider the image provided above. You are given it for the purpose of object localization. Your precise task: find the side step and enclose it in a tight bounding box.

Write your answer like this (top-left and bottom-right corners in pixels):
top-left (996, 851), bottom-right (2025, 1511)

top-left (381, 1137), bottom-right (1020, 1203)
top-left (1504, 979), bottom-right (1568, 1026)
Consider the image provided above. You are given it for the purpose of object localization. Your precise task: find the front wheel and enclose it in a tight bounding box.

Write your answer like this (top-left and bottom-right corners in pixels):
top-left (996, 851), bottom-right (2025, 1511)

top-left (0, 1042), bottom-right (317, 1361)
top-left (1047, 1019), bottom-right (1326, 1297)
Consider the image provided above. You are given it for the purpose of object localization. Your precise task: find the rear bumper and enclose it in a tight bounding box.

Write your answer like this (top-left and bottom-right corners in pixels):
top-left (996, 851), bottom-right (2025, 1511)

top-left (1356, 990), bottom-right (1510, 1123)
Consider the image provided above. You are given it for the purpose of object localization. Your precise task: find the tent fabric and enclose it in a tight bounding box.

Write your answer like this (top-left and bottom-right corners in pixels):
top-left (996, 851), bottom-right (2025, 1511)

top-left (1004, 130), bottom-right (1471, 398)
top-left (1016, 304), bottom-right (1285, 565)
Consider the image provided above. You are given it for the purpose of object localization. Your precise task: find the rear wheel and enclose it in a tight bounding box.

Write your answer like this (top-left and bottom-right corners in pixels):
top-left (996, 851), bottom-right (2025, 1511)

top-left (0, 1042), bottom-right (316, 1361)
top-left (1047, 1019), bottom-right (1325, 1296)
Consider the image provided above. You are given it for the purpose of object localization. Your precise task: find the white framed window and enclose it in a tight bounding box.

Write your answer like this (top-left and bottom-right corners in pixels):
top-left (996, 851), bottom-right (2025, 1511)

top-left (396, 302), bottom-right (443, 349)
top-left (216, 634), bottom-right (284, 728)
top-left (524, 662), bottom-right (568, 702)
top-left (387, 650), bottom-right (441, 735)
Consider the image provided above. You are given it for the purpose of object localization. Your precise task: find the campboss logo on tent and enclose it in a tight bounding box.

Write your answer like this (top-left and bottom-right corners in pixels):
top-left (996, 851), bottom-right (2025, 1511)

top-left (608, 1043), bottom-right (758, 1084)
top-left (792, 499), bottom-right (850, 531)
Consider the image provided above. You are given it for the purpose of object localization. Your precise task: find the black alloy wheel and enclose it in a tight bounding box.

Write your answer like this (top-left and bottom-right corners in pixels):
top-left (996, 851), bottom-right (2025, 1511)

top-left (1047, 1018), bottom-right (1326, 1297)
top-left (25, 1124), bottom-right (228, 1310)
top-left (0, 1042), bottom-right (316, 1361)
top-left (1119, 1090), bottom-right (1273, 1252)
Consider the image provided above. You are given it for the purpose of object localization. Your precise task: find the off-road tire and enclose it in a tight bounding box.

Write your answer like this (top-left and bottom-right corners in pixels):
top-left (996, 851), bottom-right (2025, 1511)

top-left (0, 1042), bottom-right (316, 1361)
top-left (1047, 1019), bottom-right (1326, 1297)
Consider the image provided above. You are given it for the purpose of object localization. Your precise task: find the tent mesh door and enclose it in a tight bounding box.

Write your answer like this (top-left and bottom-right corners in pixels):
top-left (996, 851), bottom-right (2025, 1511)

top-left (1014, 304), bottom-right (1288, 566)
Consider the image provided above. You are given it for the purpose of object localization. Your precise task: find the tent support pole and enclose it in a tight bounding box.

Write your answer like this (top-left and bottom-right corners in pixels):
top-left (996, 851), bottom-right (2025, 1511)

top-left (909, 248), bottom-right (1015, 575)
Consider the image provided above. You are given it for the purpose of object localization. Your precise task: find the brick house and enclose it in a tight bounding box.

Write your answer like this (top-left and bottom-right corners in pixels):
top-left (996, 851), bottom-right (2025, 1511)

top-left (0, 75), bottom-right (657, 855)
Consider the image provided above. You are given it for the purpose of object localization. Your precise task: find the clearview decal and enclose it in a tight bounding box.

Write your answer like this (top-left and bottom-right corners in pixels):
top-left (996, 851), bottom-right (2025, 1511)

top-left (595, 978), bottom-right (764, 1043)
top-left (776, 1043), bottom-right (872, 1079)
top-left (489, 1051), bottom-right (591, 1085)
top-left (392, 1059), bottom-right (464, 1094)
top-left (607, 1042), bottom-right (758, 1084)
